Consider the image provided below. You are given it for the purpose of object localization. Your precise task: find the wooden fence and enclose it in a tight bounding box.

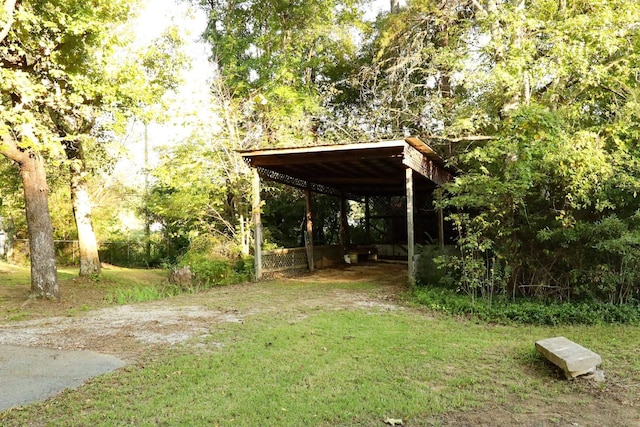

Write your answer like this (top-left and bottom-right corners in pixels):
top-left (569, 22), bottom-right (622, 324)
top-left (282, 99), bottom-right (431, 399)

top-left (261, 245), bottom-right (343, 278)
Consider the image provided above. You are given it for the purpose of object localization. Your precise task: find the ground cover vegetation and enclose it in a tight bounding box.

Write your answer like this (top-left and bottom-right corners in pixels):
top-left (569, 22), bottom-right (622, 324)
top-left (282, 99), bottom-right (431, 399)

top-left (0, 268), bottom-right (638, 426)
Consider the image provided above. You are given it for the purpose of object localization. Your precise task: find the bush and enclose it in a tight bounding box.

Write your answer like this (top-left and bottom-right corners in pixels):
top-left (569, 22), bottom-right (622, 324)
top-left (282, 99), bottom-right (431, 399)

top-left (178, 252), bottom-right (253, 289)
top-left (439, 106), bottom-right (640, 304)
top-left (414, 244), bottom-right (452, 286)
top-left (169, 234), bottom-right (254, 288)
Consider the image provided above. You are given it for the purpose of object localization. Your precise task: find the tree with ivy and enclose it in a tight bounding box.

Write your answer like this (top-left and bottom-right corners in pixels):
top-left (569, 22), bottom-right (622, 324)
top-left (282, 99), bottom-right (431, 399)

top-left (363, 0), bottom-right (640, 302)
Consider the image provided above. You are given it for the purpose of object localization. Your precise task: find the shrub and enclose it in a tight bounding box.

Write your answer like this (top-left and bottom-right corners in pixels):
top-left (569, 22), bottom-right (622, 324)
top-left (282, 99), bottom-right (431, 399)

top-left (412, 286), bottom-right (640, 325)
top-left (414, 244), bottom-right (451, 286)
top-left (177, 243), bottom-right (254, 289)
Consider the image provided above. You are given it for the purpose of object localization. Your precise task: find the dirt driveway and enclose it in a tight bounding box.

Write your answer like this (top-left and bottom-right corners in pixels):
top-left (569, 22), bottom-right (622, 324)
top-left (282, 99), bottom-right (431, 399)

top-left (0, 264), bottom-right (407, 362)
top-left (0, 264), bottom-right (407, 413)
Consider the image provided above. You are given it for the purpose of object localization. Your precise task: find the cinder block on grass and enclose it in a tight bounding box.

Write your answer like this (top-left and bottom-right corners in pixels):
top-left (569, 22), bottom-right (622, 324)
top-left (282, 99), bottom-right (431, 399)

top-left (535, 336), bottom-right (602, 379)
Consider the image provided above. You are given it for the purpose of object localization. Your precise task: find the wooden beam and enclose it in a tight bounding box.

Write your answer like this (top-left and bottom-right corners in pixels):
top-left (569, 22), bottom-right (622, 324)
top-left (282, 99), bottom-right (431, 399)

top-left (244, 145), bottom-right (404, 168)
top-left (252, 168), bottom-right (263, 280)
top-left (402, 143), bottom-right (453, 185)
top-left (240, 140), bottom-right (407, 158)
top-left (406, 168), bottom-right (415, 283)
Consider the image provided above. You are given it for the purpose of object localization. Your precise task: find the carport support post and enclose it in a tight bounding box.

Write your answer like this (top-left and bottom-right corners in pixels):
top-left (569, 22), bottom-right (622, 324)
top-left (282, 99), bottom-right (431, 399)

top-left (406, 167), bottom-right (415, 283)
top-left (252, 168), bottom-right (262, 280)
top-left (339, 193), bottom-right (348, 255)
top-left (365, 195), bottom-right (371, 244)
top-left (437, 188), bottom-right (445, 249)
top-left (305, 183), bottom-right (315, 272)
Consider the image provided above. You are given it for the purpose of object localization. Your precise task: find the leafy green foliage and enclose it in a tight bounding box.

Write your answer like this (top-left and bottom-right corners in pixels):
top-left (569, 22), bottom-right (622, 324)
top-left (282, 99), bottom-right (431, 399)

top-left (178, 253), bottom-right (252, 288)
top-left (441, 102), bottom-right (640, 303)
top-left (363, 0), bottom-right (640, 305)
top-left (176, 235), bottom-right (253, 287)
top-left (146, 133), bottom-right (252, 258)
top-left (413, 244), bottom-right (452, 286)
top-left (197, 0), bottom-right (369, 146)
top-left (261, 183), bottom-right (341, 248)
top-left (412, 285), bottom-right (640, 326)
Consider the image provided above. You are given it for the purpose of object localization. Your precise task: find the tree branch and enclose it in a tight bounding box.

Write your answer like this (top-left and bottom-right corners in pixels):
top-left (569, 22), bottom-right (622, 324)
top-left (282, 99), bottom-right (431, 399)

top-left (469, 0), bottom-right (486, 15)
top-left (0, 0), bottom-right (17, 44)
top-left (0, 132), bottom-right (27, 164)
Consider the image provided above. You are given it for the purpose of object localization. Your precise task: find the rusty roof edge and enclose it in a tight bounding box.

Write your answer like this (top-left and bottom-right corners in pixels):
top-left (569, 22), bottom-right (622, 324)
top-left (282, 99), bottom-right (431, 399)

top-left (237, 139), bottom-right (407, 157)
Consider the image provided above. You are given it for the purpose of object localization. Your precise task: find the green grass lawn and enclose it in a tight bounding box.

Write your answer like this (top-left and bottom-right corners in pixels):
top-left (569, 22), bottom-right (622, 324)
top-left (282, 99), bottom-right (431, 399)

top-left (1, 265), bottom-right (639, 426)
top-left (0, 261), bottom-right (167, 321)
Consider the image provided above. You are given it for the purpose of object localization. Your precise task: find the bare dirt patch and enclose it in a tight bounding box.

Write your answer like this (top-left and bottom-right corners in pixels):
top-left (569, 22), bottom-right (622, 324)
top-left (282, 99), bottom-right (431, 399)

top-left (0, 263), bottom-right (408, 361)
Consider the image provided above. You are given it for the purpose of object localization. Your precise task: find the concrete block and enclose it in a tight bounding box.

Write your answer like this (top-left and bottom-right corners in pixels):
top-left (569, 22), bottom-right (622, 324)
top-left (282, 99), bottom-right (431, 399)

top-left (535, 336), bottom-right (602, 379)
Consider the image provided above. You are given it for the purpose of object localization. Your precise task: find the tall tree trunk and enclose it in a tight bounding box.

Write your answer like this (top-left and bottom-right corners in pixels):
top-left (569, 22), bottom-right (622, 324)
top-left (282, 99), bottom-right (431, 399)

top-left (1, 135), bottom-right (60, 298)
top-left (20, 153), bottom-right (59, 297)
top-left (6, 216), bottom-right (15, 261)
top-left (65, 141), bottom-right (101, 276)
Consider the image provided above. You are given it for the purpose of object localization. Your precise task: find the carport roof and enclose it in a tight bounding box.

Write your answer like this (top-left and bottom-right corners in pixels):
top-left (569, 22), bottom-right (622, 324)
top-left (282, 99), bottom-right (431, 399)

top-left (239, 137), bottom-right (453, 198)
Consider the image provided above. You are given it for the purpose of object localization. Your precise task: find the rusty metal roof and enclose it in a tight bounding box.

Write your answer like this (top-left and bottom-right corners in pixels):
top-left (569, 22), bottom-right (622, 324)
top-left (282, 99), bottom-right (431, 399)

top-left (239, 137), bottom-right (453, 198)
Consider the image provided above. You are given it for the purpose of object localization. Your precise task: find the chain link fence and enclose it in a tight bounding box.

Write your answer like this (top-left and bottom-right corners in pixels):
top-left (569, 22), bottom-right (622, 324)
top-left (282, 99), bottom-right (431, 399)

top-left (9, 239), bottom-right (164, 268)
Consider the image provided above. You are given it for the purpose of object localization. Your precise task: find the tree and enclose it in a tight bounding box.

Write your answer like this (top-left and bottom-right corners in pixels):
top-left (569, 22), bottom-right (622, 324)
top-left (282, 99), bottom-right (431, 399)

top-left (0, 0), bottom-right (16, 43)
top-left (335, 0), bottom-right (477, 141)
top-left (146, 79), bottom-right (251, 259)
top-left (338, 0), bottom-right (640, 302)
top-left (436, 0), bottom-right (639, 302)
top-left (0, 137), bottom-right (59, 297)
top-left (1, 0), bottom-right (134, 296)
top-left (171, 0), bottom-right (371, 260)
top-left (2, 0), bottom-right (188, 290)
top-left (0, 0), bottom-right (187, 296)
top-left (197, 0), bottom-right (370, 147)
top-left (49, 26), bottom-right (187, 276)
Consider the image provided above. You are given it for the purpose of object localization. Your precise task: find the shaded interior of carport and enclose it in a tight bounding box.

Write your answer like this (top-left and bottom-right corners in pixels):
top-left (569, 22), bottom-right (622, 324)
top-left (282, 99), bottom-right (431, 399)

top-left (240, 137), bottom-right (453, 282)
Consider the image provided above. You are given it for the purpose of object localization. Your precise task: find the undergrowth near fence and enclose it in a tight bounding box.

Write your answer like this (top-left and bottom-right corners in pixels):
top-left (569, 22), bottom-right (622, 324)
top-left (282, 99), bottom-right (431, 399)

top-left (411, 285), bottom-right (640, 326)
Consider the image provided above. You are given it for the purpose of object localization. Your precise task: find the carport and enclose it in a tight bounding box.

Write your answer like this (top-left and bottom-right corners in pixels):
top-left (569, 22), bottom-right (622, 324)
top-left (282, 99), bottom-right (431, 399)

top-left (240, 137), bottom-right (454, 282)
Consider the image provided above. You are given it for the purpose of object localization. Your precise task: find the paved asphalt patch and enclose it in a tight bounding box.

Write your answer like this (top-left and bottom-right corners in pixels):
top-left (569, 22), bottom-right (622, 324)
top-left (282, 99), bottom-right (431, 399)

top-left (0, 345), bottom-right (124, 412)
